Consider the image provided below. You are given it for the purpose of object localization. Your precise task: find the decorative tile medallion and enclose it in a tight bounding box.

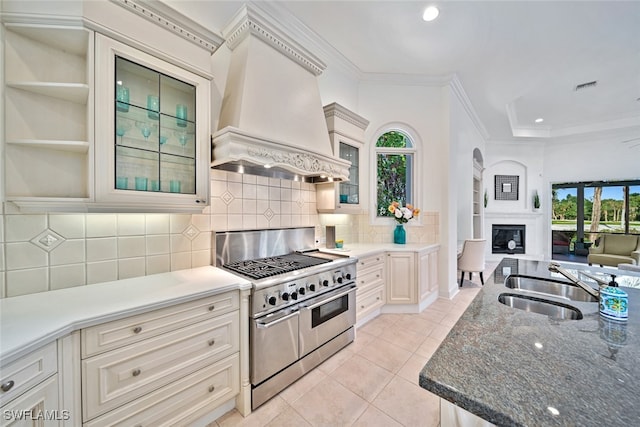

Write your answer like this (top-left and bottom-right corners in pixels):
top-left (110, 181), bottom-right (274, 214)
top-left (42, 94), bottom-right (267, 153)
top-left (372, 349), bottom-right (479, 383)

top-left (30, 229), bottom-right (65, 252)
top-left (182, 225), bottom-right (200, 241)
top-left (263, 208), bottom-right (275, 221)
top-left (221, 191), bottom-right (235, 205)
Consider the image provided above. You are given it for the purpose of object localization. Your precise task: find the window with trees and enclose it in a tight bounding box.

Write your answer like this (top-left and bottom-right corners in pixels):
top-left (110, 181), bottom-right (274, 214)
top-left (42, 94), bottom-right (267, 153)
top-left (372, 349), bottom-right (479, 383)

top-left (375, 130), bottom-right (416, 217)
top-left (552, 180), bottom-right (640, 255)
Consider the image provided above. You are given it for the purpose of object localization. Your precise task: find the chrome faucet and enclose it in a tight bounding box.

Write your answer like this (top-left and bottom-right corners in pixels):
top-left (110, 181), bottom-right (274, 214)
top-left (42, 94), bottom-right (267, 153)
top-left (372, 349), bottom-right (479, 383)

top-left (548, 262), bottom-right (600, 299)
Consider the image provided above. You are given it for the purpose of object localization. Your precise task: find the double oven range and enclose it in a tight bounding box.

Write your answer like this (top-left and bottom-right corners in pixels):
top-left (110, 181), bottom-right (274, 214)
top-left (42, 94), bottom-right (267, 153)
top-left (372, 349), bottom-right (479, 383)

top-left (215, 228), bottom-right (357, 410)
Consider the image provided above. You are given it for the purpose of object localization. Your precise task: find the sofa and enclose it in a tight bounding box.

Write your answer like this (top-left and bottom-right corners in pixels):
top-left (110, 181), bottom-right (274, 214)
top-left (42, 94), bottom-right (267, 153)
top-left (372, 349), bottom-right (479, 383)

top-left (587, 234), bottom-right (640, 267)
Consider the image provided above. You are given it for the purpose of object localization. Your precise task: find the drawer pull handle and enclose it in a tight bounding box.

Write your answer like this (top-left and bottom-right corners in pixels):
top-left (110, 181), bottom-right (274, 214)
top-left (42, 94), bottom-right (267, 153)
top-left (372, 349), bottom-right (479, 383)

top-left (1, 380), bottom-right (14, 392)
top-left (376, 274), bottom-right (380, 278)
top-left (376, 297), bottom-right (380, 300)
top-left (360, 305), bottom-right (365, 309)
top-left (208, 385), bottom-right (216, 393)
top-left (208, 305), bottom-right (216, 311)
top-left (208, 339), bottom-right (216, 346)
top-left (133, 326), bottom-right (142, 334)
top-left (132, 369), bottom-right (141, 377)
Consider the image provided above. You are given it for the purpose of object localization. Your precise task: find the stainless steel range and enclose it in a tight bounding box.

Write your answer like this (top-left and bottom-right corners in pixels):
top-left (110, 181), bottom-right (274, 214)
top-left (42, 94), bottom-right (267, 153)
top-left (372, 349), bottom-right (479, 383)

top-left (215, 228), bottom-right (357, 410)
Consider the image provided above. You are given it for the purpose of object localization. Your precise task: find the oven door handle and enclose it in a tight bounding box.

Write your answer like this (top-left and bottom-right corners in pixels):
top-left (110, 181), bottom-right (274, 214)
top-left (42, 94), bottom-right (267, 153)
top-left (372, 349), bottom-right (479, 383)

top-left (300, 284), bottom-right (356, 311)
top-left (255, 310), bottom-right (299, 329)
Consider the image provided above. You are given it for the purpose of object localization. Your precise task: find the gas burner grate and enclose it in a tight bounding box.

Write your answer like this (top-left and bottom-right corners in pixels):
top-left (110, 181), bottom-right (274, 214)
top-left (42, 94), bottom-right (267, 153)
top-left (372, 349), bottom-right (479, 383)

top-left (223, 253), bottom-right (330, 280)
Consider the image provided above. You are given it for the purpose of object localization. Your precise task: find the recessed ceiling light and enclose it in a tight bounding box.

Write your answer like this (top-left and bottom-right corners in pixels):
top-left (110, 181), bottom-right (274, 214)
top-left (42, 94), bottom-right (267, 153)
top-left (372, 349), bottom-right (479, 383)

top-left (423, 6), bottom-right (440, 22)
top-left (535, 118), bottom-right (544, 123)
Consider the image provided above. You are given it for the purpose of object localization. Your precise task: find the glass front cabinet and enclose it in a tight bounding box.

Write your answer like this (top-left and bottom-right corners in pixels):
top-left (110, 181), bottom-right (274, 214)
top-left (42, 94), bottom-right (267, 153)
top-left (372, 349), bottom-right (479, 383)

top-left (316, 103), bottom-right (369, 213)
top-left (95, 34), bottom-right (210, 211)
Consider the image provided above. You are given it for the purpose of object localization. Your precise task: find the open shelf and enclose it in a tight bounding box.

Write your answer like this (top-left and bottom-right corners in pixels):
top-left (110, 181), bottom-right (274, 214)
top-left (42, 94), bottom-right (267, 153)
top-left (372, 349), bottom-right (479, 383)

top-left (6, 139), bottom-right (90, 153)
top-left (6, 82), bottom-right (89, 104)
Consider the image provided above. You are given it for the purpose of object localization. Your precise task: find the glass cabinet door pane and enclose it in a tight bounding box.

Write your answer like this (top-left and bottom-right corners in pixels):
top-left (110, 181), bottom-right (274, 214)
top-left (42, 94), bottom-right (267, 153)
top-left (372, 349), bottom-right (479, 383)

top-left (339, 142), bottom-right (359, 204)
top-left (114, 56), bottom-right (197, 196)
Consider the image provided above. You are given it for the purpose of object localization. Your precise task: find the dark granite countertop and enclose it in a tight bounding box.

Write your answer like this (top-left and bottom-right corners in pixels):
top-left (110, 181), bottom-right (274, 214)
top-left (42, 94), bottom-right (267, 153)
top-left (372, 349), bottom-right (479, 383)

top-left (419, 258), bottom-right (640, 426)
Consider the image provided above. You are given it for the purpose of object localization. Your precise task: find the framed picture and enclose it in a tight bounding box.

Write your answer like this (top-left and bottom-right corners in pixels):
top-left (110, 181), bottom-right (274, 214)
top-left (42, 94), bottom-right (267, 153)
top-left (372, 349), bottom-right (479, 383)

top-left (495, 175), bottom-right (519, 200)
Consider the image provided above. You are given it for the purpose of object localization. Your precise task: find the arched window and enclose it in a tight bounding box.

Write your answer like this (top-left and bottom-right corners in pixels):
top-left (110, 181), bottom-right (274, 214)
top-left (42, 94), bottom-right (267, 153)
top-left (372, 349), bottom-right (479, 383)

top-left (375, 129), bottom-right (416, 218)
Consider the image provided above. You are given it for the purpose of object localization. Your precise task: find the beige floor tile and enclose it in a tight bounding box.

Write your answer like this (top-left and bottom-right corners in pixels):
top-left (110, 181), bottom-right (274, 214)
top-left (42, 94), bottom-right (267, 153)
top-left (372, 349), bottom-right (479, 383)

top-left (378, 324), bottom-right (428, 353)
top-left (357, 336), bottom-right (412, 373)
top-left (393, 314), bottom-right (438, 336)
top-left (290, 376), bottom-right (368, 426)
top-left (352, 404), bottom-right (403, 427)
top-left (418, 308), bottom-right (448, 323)
top-left (429, 323), bottom-right (453, 341)
top-left (372, 376), bottom-right (440, 427)
top-left (350, 329), bottom-right (376, 353)
top-left (415, 336), bottom-right (444, 360)
top-left (331, 354), bottom-right (395, 402)
top-left (440, 311), bottom-right (462, 327)
top-left (315, 345), bottom-right (355, 375)
top-left (279, 367), bottom-right (328, 404)
top-left (265, 406), bottom-right (311, 427)
top-left (357, 314), bottom-right (402, 336)
top-left (397, 353), bottom-right (430, 386)
top-left (216, 395), bottom-right (290, 427)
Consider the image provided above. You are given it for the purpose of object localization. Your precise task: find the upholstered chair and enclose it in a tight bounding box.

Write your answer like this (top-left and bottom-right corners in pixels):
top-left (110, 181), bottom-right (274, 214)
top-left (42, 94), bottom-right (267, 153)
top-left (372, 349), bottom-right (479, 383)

top-left (457, 239), bottom-right (487, 287)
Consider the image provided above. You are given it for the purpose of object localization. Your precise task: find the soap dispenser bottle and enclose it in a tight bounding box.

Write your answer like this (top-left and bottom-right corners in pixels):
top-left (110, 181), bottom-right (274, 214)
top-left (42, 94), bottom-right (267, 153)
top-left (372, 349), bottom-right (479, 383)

top-left (599, 274), bottom-right (628, 322)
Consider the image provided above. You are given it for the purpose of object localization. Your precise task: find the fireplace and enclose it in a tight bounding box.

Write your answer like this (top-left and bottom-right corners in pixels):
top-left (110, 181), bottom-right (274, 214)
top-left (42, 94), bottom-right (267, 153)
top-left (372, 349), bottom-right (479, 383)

top-left (492, 224), bottom-right (526, 254)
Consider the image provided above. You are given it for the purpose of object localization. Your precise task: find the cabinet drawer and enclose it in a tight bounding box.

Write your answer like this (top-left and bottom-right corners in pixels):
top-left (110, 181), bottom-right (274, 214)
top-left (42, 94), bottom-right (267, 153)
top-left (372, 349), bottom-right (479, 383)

top-left (0, 342), bottom-right (57, 407)
top-left (356, 267), bottom-right (384, 295)
top-left (82, 311), bottom-right (239, 421)
top-left (357, 287), bottom-right (385, 321)
top-left (82, 291), bottom-right (238, 357)
top-left (84, 353), bottom-right (239, 427)
top-left (357, 253), bottom-right (384, 272)
top-left (0, 374), bottom-right (60, 426)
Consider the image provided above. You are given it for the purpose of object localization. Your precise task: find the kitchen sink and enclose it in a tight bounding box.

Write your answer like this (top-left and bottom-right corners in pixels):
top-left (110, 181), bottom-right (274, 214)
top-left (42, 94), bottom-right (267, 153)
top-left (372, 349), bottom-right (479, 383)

top-left (504, 275), bottom-right (598, 302)
top-left (498, 293), bottom-right (583, 320)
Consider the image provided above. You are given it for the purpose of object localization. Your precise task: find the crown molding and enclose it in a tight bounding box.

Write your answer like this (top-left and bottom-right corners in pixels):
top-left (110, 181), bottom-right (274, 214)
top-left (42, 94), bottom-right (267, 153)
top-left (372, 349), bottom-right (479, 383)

top-left (323, 102), bottom-right (370, 130)
top-left (109, 0), bottom-right (224, 54)
top-left (222, 4), bottom-right (326, 76)
top-left (448, 74), bottom-right (490, 140)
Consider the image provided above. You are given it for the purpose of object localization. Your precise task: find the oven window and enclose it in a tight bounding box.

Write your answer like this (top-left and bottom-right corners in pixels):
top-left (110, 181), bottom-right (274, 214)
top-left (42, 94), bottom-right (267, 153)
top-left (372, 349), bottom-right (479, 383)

top-left (312, 295), bottom-right (348, 328)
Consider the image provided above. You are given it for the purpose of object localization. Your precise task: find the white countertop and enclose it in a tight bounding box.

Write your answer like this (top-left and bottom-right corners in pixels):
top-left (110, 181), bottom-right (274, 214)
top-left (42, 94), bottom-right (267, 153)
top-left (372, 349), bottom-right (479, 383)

top-left (321, 242), bottom-right (440, 258)
top-left (0, 266), bottom-right (251, 365)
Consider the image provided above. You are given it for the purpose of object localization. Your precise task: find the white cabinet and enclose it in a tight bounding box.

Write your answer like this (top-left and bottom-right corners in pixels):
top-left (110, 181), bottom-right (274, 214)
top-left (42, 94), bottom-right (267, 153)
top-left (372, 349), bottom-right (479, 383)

top-left (80, 290), bottom-right (240, 426)
top-left (2, 22), bottom-right (94, 210)
top-left (2, 18), bottom-right (211, 213)
top-left (385, 247), bottom-right (439, 308)
top-left (385, 252), bottom-right (416, 304)
top-left (316, 103), bottom-right (369, 213)
top-left (0, 342), bottom-right (62, 426)
top-left (93, 34), bottom-right (210, 212)
top-left (355, 253), bottom-right (385, 323)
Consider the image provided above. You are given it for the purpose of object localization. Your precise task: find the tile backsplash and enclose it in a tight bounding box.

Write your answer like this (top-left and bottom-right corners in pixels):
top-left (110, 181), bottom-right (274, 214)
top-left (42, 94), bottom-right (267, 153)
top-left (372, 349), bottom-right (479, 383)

top-left (0, 170), bottom-right (319, 298)
top-left (0, 169), bottom-right (438, 298)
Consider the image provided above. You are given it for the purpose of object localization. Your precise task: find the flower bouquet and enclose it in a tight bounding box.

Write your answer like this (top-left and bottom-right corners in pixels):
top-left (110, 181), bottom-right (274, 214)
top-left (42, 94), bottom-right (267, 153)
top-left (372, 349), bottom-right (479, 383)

top-left (388, 202), bottom-right (420, 244)
top-left (388, 201), bottom-right (420, 224)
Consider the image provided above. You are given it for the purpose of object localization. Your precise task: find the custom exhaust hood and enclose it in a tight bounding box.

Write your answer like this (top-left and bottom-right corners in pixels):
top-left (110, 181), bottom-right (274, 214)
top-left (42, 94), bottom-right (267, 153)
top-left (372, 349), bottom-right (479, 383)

top-left (211, 5), bottom-right (351, 183)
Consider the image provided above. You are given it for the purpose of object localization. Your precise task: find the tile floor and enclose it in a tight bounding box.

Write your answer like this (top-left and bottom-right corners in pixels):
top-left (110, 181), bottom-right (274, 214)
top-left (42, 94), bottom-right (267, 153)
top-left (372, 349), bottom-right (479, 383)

top-left (212, 264), bottom-right (497, 427)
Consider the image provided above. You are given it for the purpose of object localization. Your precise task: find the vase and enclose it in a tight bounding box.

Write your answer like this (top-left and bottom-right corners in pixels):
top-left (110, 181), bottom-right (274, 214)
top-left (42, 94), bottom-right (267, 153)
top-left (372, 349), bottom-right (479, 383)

top-left (394, 224), bottom-right (406, 244)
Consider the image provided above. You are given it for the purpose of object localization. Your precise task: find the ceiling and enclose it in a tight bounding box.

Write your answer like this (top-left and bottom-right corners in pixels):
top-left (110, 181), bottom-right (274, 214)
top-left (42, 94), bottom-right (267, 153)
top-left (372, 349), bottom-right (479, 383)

top-left (167, 0), bottom-right (640, 142)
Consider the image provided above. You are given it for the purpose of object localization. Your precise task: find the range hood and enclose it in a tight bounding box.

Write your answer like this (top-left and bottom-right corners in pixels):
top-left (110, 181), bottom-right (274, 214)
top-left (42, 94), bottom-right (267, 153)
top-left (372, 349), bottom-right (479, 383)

top-left (211, 5), bottom-right (351, 182)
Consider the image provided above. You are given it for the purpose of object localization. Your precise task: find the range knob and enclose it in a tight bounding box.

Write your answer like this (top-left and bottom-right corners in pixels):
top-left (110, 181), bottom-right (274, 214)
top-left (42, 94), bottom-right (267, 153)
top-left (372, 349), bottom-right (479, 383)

top-left (299, 287), bottom-right (306, 295)
top-left (291, 292), bottom-right (298, 300)
top-left (268, 296), bottom-right (277, 306)
top-left (309, 284), bottom-right (316, 291)
top-left (281, 292), bottom-right (290, 301)
top-left (336, 276), bottom-right (343, 284)
top-left (322, 280), bottom-right (329, 287)
top-left (345, 273), bottom-right (352, 281)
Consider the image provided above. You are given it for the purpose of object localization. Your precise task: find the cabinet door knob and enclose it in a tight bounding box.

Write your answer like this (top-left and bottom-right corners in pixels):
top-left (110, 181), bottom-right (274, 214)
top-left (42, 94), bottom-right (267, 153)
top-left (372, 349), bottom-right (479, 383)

top-left (208, 385), bottom-right (216, 393)
top-left (208, 339), bottom-right (216, 346)
top-left (1, 380), bottom-right (14, 392)
top-left (133, 326), bottom-right (142, 334)
top-left (360, 305), bottom-right (365, 309)
top-left (208, 305), bottom-right (215, 311)
top-left (132, 369), bottom-right (141, 377)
